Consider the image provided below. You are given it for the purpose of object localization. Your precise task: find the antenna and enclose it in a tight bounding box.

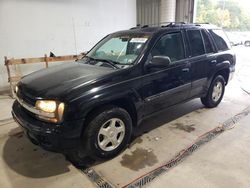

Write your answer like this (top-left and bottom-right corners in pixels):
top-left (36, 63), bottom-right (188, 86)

top-left (72, 18), bottom-right (78, 55)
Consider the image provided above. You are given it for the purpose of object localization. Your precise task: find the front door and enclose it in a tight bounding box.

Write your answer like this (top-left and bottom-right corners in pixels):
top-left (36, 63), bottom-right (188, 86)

top-left (142, 31), bottom-right (191, 116)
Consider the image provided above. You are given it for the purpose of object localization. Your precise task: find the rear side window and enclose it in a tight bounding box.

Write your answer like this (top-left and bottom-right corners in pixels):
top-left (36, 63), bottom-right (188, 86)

top-left (151, 32), bottom-right (185, 62)
top-left (201, 30), bottom-right (214, 53)
top-left (187, 30), bottom-right (205, 57)
top-left (210, 29), bottom-right (231, 51)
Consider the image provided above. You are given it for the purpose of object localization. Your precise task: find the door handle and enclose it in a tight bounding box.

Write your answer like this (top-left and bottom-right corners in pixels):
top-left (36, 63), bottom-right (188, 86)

top-left (182, 68), bottom-right (190, 72)
top-left (211, 60), bottom-right (217, 64)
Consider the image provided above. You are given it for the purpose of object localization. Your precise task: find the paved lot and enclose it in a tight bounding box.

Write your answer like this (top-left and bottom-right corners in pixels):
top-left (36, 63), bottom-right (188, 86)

top-left (150, 114), bottom-right (250, 188)
top-left (0, 45), bottom-right (249, 188)
top-left (234, 46), bottom-right (250, 93)
top-left (0, 127), bottom-right (94, 188)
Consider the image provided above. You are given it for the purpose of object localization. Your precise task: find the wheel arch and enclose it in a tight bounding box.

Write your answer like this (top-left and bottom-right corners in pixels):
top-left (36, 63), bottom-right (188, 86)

top-left (82, 96), bottom-right (139, 130)
top-left (208, 60), bottom-right (230, 87)
top-left (214, 68), bottom-right (230, 85)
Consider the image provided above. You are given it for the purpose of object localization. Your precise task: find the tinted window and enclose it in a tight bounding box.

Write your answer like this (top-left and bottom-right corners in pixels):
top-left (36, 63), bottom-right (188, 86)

top-left (187, 30), bottom-right (205, 57)
top-left (210, 29), bottom-right (231, 51)
top-left (151, 32), bottom-right (185, 62)
top-left (201, 30), bottom-right (214, 53)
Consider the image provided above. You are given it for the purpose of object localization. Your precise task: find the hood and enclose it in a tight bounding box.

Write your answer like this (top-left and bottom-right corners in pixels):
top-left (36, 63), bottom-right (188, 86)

top-left (19, 62), bottom-right (115, 100)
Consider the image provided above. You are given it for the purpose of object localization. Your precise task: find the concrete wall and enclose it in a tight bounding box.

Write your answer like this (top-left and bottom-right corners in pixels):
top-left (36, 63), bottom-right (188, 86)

top-left (136, 0), bottom-right (195, 26)
top-left (0, 0), bottom-right (136, 92)
top-left (136, 0), bottom-right (177, 26)
top-left (160, 0), bottom-right (176, 22)
top-left (137, 0), bottom-right (160, 26)
top-left (176, 0), bottom-right (195, 23)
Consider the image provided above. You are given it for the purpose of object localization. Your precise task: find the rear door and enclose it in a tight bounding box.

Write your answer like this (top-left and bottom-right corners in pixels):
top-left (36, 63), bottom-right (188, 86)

top-left (186, 29), bottom-right (215, 97)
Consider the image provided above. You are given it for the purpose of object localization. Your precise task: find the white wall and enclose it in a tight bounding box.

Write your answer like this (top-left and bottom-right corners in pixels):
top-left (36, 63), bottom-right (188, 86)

top-left (0, 0), bottom-right (136, 92)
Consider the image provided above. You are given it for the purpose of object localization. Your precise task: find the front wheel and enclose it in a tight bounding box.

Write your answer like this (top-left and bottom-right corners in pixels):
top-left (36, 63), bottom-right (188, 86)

top-left (85, 106), bottom-right (133, 159)
top-left (66, 106), bottom-right (132, 166)
top-left (201, 75), bottom-right (225, 108)
top-left (88, 106), bottom-right (132, 159)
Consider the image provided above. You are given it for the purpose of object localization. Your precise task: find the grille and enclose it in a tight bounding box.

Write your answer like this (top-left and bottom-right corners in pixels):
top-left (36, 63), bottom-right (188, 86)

top-left (20, 104), bottom-right (37, 119)
top-left (17, 89), bottom-right (36, 106)
top-left (16, 89), bottom-right (37, 119)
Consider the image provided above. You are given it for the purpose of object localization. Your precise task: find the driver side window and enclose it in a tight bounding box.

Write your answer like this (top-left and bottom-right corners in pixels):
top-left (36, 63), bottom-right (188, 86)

top-left (151, 32), bottom-right (185, 62)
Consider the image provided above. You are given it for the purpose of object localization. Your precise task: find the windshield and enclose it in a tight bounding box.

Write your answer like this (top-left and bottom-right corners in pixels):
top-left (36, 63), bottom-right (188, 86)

top-left (86, 33), bottom-right (150, 66)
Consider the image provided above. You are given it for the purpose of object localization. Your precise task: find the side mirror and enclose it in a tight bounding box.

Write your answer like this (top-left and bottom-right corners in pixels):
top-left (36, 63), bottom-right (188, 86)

top-left (147, 56), bottom-right (171, 69)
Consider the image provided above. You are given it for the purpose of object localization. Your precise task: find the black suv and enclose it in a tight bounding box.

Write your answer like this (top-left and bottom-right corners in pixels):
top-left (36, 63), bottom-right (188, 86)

top-left (12, 23), bottom-right (235, 163)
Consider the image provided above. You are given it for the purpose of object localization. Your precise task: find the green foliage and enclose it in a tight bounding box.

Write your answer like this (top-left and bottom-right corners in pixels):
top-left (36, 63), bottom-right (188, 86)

top-left (196, 0), bottom-right (250, 30)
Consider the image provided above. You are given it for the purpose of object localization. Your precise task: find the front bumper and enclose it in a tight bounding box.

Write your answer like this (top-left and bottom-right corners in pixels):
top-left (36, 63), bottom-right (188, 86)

top-left (12, 100), bottom-right (84, 152)
top-left (229, 66), bottom-right (235, 82)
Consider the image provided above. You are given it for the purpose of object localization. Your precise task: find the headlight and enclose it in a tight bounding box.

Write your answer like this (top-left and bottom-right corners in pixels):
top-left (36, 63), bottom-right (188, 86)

top-left (35, 100), bottom-right (65, 123)
top-left (36, 100), bottom-right (57, 113)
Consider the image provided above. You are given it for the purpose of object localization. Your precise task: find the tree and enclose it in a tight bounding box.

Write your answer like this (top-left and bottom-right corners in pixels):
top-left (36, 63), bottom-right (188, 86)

top-left (196, 0), bottom-right (250, 31)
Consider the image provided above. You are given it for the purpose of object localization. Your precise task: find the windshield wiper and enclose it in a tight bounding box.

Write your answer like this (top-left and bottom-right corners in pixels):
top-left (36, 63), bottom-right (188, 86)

top-left (85, 56), bottom-right (120, 67)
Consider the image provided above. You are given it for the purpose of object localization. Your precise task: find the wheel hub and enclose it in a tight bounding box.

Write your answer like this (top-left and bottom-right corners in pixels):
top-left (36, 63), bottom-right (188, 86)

top-left (212, 81), bottom-right (223, 102)
top-left (97, 118), bottom-right (125, 152)
top-left (109, 130), bottom-right (115, 137)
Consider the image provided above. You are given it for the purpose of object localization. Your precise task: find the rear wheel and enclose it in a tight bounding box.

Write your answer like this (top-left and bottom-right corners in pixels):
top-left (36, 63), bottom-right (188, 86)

top-left (201, 75), bottom-right (225, 108)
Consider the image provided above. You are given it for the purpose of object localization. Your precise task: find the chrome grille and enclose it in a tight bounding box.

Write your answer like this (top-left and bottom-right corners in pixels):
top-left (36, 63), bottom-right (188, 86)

top-left (16, 93), bottom-right (55, 118)
top-left (17, 89), bottom-right (36, 106)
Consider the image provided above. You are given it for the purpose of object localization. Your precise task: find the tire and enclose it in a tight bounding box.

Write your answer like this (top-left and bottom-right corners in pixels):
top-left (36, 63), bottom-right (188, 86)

top-left (201, 75), bottom-right (225, 108)
top-left (66, 106), bottom-right (132, 165)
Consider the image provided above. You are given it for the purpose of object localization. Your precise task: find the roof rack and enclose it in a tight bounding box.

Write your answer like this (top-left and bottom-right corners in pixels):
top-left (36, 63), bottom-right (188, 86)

top-left (194, 22), bottom-right (210, 25)
top-left (129, 22), bottom-right (214, 30)
top-left (130, 22), bottom-right (187, 30)
top-left (130, 24), bottom-right (142, 30)
top-left (161, 22), bottom-right (186, 27)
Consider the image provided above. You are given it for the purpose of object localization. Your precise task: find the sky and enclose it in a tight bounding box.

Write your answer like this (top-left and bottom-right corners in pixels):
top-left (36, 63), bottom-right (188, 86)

top-left (233, 0), bottom-right (250, 8)
top-left (238, 0), bottom-right (250, 10)
top-left (211, 0), bottom-right (250, 10)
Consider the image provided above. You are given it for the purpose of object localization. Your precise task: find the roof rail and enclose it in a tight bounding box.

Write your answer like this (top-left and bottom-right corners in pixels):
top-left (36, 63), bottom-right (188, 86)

top-left (194, 22), bottom-right (210, 25)
top-left (130, 22), bottom-right (186, 30)
top-left (130, 24), bottom-right (152, 30)
top-left (130, 24), bottom-right (141, 30)
top-left (162, 22), bottom-right (186, 27)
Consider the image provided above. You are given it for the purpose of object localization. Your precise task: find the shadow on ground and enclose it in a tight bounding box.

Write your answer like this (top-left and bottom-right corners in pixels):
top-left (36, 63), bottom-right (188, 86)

top-left (2, 127), bottom-right (71, 178)
top-left (133, 99), bottom-right (204, 136)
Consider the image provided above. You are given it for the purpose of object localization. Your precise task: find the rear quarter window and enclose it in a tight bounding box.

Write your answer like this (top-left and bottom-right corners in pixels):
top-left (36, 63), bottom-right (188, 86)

top-left (210, 29), bottom-right (231, 51)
